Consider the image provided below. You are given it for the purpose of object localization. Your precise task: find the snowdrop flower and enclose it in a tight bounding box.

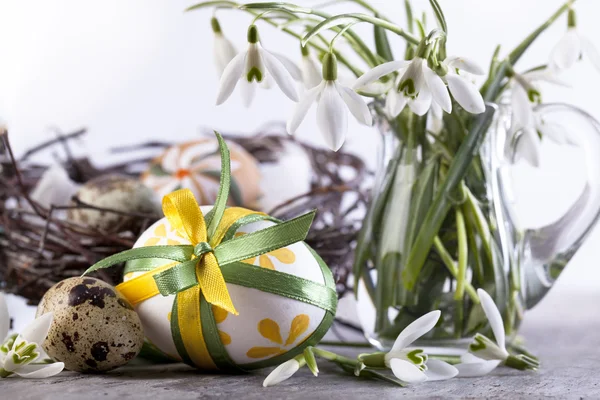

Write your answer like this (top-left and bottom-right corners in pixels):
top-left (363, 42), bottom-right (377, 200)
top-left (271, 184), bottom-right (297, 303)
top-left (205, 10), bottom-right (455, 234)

top-left (211, 17), bottom-right (237, 77)
top-left (216, 25), bottom-right (299, 107)
top-left (287, 52), bottom-right (372, 151)
top-left (0, 294), bottom-right (64, 379)
top-left (456, 289), bottom-right (539, 377)
top-left (263, 355), bottom-right (305, 387)
top-left (383, 310), bottom-right (458, 383)
top-left (509, 69), bottom-right (572, 166)
top-left (359, 310), bottom-right (457, 384)
top-left (550, 8), bottom-right (600, 72)
top-left (438, 55), bottom-right (486, 114)
top-left (353, 54), bottom-right (485, 118)
top-left (300, 46), bottom-right (322, 90)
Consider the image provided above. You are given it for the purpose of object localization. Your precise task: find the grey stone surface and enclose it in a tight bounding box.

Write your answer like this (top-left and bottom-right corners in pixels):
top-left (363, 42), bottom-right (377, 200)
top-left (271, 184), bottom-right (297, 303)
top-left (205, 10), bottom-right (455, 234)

top-left (4, 288), bottom-right (600, 399)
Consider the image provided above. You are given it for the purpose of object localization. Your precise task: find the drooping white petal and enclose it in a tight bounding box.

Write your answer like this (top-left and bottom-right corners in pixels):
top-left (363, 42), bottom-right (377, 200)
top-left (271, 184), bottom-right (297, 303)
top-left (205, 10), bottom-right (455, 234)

top-left (423, 67), bottom-right (451, 113)
top-left (477, 289), bottom-right (506, 351)
top-left (455, 360), bottom-right (501, 377)
top-left (0, 293), bottom-right (9, 341)
top-left (353, 60), bottom-right (408, 90)
top-left (424, 359), bottom-right (459, 381)
top-left (515, 127), bottom-right (542, 167)
top-left (272, 52), bottom-right (302, 81)
top-left (336, 83), bottom-right (372, 126)
top-left (444, 56), bottom-right (485, 75)
top-left (389, 358), bottom-right (428, 384)
top-left (20, 313), bottom-right (53, 345)
top-left (316, 81), bottom-right (348, 151)
top-left (386, 89), bottom-right (408, 117)
top-left (400, 58), bottom-right (426, 97)
top-left (239, 79), bottom-right (257, 108)
top-left (522, 69), bottom-right (570, 87)
top-left (260, 48), bottom-right (299, 101)
top-left (286, 81), bottom-right (325, 134)
top-left (581, 36), bottom-right (600, 73)
top-left (213, 34), bottom-right (237, 76)
top-left (216, 51), bottom-right (247, 105)
top-left (301, 56), bottom-right (322, 90)
top-left (408, 88), bottom-right (432, 116)
top-left (263, 359), bottom-right (300, 387)
top-left (391, 310), bottom-right (441, 352)
top-left (550, 28), bottom-right (582, 71)
top-left (536, 114), bottom-right (572, 145)
top-left (511, 84), bottom-right (535, 131)
top-left (427, 102), bottom-right (444, 135)
top-left (446, 74), bottom-right (485, 114)
top-left (15, 362), bottom-right (65, 379)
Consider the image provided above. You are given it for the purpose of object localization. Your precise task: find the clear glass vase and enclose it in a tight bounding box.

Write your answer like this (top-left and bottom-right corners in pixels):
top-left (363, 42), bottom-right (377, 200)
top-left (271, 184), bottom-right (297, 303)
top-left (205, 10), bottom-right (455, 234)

top-left (354, 101), bottom-right (600, 352)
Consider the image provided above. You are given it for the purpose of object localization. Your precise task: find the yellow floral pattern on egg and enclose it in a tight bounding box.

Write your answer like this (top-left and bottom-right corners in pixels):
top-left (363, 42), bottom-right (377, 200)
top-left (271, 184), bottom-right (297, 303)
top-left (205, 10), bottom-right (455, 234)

top-left (235, 232), bottom-right (296, 270)
top-left (212, 306), bottom-right (232, 346)
top-left (246, 314), bottom-right (310, 359)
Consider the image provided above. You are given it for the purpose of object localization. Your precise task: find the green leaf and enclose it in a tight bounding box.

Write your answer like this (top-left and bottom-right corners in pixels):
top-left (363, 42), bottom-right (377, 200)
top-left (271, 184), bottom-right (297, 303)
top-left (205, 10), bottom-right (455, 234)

top-left (429, 0), bottom-right (448, 32)
top-left (374, 15), bottom-right (394, 62)
top-left (405, 0), bottom-right (414, 33)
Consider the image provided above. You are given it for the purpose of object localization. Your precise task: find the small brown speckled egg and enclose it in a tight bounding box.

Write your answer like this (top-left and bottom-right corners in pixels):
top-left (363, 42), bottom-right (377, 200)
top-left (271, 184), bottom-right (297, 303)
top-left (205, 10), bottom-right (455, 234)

top-left (37, 277), bottom-right (144, 373)
top-left (67, 174), bottom-right (160, 233)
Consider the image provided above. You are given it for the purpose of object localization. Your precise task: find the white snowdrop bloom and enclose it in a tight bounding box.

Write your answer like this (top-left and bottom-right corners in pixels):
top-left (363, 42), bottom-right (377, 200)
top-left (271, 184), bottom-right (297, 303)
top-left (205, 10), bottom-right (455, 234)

top-left (211, 17), bottom-right (237, 77)
top-left (287, 53), bottom-right (372, 151)
top-left (383, 311), bottom-right (458, 384)
top-left (354, 54), bottom-right (485, 118)
top-left (300, 47), bottom-right (322, 90)
top-left (216, 25), bottom-right (299, 107)
top-left (439, 55), bottom-right (486, 114)
top-left (0, 294), bottom-right (64, 379)
top-left (550, 8), bottom-right (600, 72)
top-left (456, 289), bottom-right (539, 377)
top-left (509, 69), bottom-right (573, 166)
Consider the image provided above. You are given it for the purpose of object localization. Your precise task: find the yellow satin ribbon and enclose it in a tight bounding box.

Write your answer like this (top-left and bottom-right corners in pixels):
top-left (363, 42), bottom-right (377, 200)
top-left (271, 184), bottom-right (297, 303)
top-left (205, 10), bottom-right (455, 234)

top-left (161, 189), bottom-right (237, 315)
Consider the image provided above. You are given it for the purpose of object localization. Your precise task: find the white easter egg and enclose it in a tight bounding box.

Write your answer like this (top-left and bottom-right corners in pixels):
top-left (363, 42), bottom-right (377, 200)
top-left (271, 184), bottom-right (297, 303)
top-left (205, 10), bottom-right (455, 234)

top-left (121, 206), bottom-right (336, 370)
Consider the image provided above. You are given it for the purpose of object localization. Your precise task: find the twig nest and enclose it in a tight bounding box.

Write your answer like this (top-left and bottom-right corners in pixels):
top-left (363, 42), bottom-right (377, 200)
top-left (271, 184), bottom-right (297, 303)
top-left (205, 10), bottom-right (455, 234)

top-left (67, 174), bottom-right (159, 232)
top-left (141, 138), bottom-right (261, 207)
top-left (37, 277), bottom-right (144, 372)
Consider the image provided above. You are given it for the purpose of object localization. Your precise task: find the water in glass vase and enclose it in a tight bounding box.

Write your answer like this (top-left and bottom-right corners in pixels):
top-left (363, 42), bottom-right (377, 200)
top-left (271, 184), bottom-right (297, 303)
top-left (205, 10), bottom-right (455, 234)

top-left (354, 102), bottom-right (600, 352)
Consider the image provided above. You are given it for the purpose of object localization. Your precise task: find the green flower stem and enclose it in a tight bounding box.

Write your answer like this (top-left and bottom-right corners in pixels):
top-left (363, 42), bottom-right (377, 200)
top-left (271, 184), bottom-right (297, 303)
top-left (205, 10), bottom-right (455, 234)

top-left (433, 237), bottom-right (479, 303)
top-left (302, 13), bottom-right (420, 47)
top-left (464, 186), bottom-right (494, 266)
top-left (312, 347), bottom-right (358, 367)
top-left (454, 208), bottom-right (468, 301)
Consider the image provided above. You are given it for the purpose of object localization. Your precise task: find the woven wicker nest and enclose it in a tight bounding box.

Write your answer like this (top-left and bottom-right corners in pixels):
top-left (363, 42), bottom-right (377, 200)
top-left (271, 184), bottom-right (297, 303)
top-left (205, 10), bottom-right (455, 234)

top-left (0, 123), bottom-right (369, 304)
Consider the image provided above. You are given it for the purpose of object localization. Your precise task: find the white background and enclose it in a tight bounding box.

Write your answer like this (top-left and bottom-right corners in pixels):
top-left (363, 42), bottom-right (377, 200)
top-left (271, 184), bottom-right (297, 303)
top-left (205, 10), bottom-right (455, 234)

top-left (0, 0), bottom-right (599, 314)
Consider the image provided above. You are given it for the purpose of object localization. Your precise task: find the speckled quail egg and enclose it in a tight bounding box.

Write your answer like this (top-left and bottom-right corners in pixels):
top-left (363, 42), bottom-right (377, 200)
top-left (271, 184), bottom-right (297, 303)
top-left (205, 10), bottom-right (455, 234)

top-left (36, 277), bottom-right (144, 373)
top-left (67, 174), bottom-right (159, 232)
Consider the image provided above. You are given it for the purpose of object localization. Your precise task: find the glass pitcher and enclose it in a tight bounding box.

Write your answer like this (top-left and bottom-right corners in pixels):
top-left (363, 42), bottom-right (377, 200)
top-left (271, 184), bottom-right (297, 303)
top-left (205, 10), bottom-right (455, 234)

top-left (354, 101), bottom-right (600, 351)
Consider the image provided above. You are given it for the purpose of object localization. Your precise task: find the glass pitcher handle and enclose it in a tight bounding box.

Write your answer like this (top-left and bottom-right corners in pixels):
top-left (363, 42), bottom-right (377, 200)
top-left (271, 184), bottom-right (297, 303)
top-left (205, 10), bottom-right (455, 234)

top-left (510, 103), bottom-right (600, 308)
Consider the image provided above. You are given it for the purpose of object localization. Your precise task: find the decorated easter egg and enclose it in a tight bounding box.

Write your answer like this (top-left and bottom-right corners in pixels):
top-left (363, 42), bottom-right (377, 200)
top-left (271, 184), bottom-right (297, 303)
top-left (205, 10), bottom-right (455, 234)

top-left (67, 174), bottom-right (160, 232)
top-left (36, 277), bottom-right (144, 372)
top-left (141, 138), bottom-right (261, 208)
top-left (119, 206), bottom-right (336, 371)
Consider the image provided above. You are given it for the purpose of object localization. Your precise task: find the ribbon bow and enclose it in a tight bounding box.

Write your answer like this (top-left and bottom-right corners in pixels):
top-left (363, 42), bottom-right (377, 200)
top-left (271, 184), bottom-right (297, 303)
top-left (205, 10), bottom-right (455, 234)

top-left (84, 132), bottom-right (315, 316)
